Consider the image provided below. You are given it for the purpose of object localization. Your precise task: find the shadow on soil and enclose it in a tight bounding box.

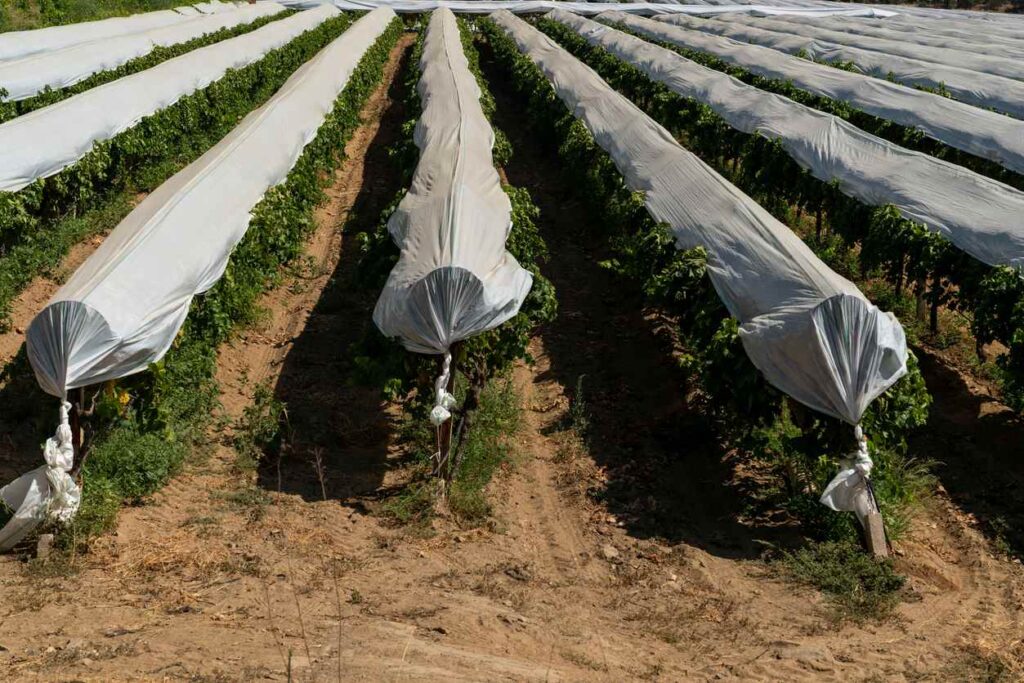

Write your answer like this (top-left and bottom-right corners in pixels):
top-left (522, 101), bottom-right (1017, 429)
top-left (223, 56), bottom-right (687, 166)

top-left (910, 349), bottom-right (1024, 559)
top-left (259, 40), bottom-right (415, 504)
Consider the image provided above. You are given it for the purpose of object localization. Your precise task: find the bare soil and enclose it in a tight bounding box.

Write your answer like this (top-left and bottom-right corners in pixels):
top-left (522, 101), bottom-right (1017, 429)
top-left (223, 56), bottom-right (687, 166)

top-left (0, 32), bottom-right (1022, 683)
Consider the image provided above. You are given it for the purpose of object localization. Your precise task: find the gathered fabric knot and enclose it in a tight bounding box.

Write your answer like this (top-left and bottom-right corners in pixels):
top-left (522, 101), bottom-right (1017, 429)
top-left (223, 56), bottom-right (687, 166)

top-left (429, 351), bottom-right (457, 426)
top-left (43, 400), bottom-right (79, 524)
top-left (819, 423), bottom-right (878, 524)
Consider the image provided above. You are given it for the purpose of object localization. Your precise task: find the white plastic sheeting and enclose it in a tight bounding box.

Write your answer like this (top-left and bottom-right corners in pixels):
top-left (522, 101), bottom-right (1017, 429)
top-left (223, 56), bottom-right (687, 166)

top-left (0, 5), bottom-right (339, 194)
top-left (373, 9), bottom-right (533, 363)
top-left (278, 0), bottom-right (896, 17)
top-left (553, 10), bottom-right (1024, 270)
top-left (724, 13), bottom-right (1024, 84)
top-left (601, 12), bottom-right (1024, 178)
top-left (489, 10), bottom-right (908, 427)
top-left (770, 15), bottom-right (1024, 61)
top-left (25, 6), bottom-right (398, 399)
top-left (657, 14), bottom-right (1024, 120)
top-left (0, 2), bottom-right (286, 102)
top-left (0, 10), bottom-right (192, 62)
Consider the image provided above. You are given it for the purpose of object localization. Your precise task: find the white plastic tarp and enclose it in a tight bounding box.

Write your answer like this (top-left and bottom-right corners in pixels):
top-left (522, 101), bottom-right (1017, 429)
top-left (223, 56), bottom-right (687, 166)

top-left (657, 14), bottom-right (1024, 120)
top-left (25, 6), bottom-right (397, 399)
top-left (723, 13), bottom-right (1024, 84)
top-left (767, 15), bottom-right (1024, 61)
top-left (553, 10), bottom-right (1024, 270)
top-left (373, 8), bottom-right (533, 360)
top-left (0, 9), bottom-right (192, 62)
top-left (489, 10), bottom-right (908, 427)
top-left (277, 0), bottom-right (896, 17)
top-left (0, 5), bottom-right (340, 194)
top-left (601, 12), bottom-right (1024, 177)
top-left (0, 2), bottom-right (286, 102)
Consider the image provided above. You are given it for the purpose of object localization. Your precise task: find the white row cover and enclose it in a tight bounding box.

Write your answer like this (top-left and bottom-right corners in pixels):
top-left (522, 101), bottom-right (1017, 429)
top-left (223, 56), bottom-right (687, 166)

top-left (489, 10), bottom-right (907, 426)
top-left (554, 10), bottom-right (1024, 271)
top-left (0, 5), bottom-right (339, 194)
top-left (0, 3), bottom-right (286, 102)
top-left (374, 8), bottom-right (533, 358)
top-left (0, 9), bottom-right (192, 63)
top-left (602, 12), bottom-right (1024, 178)
top-left (278, 0), bottom-right (895, 17)
top-left (723, 13), bottom-right (1024, 85)
top-left (193, 1), bottom-right (254, 13)
top-left (769, 15), bottom-right (1024, 60)
top-left (658, 14), bottom-right (1024, 120)
top-left (24, 7), bottom-right (398, 399)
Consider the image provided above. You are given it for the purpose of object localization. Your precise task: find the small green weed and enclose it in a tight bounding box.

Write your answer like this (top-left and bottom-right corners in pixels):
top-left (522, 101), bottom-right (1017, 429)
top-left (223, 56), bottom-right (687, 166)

top-left (779, 540), bottom-right (906, 622)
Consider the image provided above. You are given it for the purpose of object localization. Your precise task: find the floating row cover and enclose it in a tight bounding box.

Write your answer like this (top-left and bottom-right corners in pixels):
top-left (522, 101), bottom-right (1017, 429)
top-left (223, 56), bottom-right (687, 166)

top-left (0, 5), bottom-right (340, 194)
top-left (554, 11), bottom-right (1024, 270)
top-left (0, 2), bottom-right (286, 102)
top-left (488, 10), bottom-right (907, 425)
top-left (276, 0), bottom-right (894, 17)
top-left (658, 14), bottom-right (1024, 120)
top-left (602, 13), bottom-right (1024, 183)
top-left (723, 14), bottom-right (1024, 84)
top-left (886, 6), bottom-right (1024, 38)
top-left (0, 9), bottom-right (192, 62)
top-left (373, 8), bottom-right (532, 355)
top-left (25, 7), bottom-right (398, 398)
top-left (771, 14), bottom-right (1024, 60)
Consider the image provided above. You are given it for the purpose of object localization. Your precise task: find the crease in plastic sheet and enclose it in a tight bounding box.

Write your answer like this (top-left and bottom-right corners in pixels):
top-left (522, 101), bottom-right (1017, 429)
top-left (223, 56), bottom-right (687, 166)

top-left (602, 11), bottom-right (1024, 178)
top-left (554, 11), bottom-right (1024, 270)
top-left (278, 0), bottom-right (895, 17)
top-left (0, 9), bottom-right (193, 62)
top-left (0, 3), bottom-right (286, 102)
top-left (723, 12), bottom-right (1024, 84)
top-left (25, 7), bottom-right (399, 399)
top-left (656, 14), bottom-right (1024, 120)
top-left (373, 8), bottom-right (533, 355)
top-left (490, 10), bottom-right (907, 425)
top-left (0, 5), bottom-right (340, 194)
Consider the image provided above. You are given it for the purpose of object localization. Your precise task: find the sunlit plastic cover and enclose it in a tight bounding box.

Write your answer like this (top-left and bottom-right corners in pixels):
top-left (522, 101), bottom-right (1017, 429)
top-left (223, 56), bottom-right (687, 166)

top-left (0, 5), bottom-right (339, 193)
top-left (490, 10), bottom-right (907, 425)
top-left (373, 8), bottom-right (532, 355)
top-left (25, 8), bottom-right (398, 397)
top-left (0, 3), bottom-right (286, 101)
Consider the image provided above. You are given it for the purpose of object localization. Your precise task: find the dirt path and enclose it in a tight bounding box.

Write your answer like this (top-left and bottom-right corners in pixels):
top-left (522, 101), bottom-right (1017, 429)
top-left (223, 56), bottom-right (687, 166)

top-left (0, 30), bottom-right (1022, 683)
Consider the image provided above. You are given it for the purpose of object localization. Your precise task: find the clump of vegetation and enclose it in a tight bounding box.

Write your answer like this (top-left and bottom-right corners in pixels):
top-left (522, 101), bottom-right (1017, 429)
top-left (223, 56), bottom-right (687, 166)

top-left (779, 540), bottom-right (906, 621)
top-left (233, 383), bottom-right (288, 473)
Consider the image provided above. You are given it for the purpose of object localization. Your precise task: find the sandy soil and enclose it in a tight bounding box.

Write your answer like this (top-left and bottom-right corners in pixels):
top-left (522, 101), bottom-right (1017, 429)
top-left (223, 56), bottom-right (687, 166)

top-left (0, 32), bottom-right (1022, 683)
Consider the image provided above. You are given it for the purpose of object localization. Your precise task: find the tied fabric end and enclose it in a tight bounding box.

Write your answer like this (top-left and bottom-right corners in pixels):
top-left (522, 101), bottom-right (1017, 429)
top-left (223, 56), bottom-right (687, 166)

top-left (819, 424), bottom-right (877, 524)
top-left (430, 351), bottom-right (457, 426)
